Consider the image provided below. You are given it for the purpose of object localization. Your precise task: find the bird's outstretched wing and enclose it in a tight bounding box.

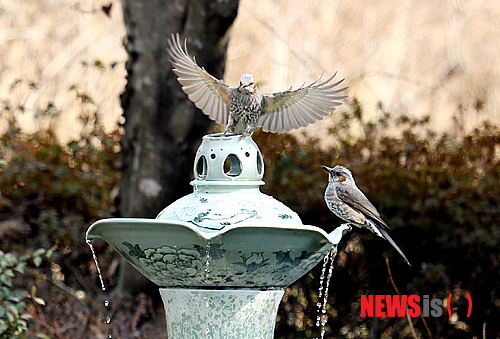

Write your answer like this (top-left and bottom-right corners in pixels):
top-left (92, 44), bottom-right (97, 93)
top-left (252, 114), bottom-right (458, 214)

top-left (258, 74), bottom-right (347, 132)
top-left (168, 33), bottom-right (232, 126)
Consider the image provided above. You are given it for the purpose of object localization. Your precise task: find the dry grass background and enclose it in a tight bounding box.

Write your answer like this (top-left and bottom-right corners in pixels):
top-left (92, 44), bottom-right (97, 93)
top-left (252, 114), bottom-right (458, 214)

top-left (0, 0), bottom-right (127, 139)
top-left (1, 0), bottom-right (499, 140)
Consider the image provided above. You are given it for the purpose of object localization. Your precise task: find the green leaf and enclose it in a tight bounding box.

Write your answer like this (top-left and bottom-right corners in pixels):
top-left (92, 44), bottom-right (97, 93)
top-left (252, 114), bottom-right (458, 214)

top-left (15, 302), bottom-right (26, 312)
top-left (10, 290), bottom-right (29, 300)
top-left (18, 318), bottom-right (28, 328)
top-left (0, 319), bottom-right (7, 334)
top-left (0, 275), bottom-right (12, 287)
top-left (6, 309), bottom-right (15, 322)
top-left (14, 263), bottom-right (26, 274)
top-left (6, 302), bottom-right (19, 317)
top-left (33, 297), bottom-right (45, 306)
top-left (33, 249), bottom-right (46, 257)
top-left (45, 249), bottom-right (54, 259)
top-left (20, 313), bottom-right (32, 320)
top-left (33, 257), bottom-right (42, 268)
top-left (4, 253), bottom-right (16, 265)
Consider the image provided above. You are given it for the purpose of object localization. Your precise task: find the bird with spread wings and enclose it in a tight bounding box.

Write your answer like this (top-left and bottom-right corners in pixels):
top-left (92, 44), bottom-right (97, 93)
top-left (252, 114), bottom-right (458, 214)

top-left (168, 33), bottom-right (347, 137)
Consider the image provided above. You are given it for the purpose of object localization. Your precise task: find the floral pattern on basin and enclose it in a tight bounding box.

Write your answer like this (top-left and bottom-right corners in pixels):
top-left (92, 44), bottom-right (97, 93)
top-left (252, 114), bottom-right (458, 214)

top-left (120, 241), bottom-right (326, 288)
top-left (86, 219), bottom-right (349, 289)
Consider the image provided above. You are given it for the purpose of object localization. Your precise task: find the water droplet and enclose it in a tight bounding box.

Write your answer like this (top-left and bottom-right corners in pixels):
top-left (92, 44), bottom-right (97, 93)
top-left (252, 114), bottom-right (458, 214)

top-left (204, 243), bottom-right (211, 282)
top-left (86, 239), bottom-right (106, 291)
top-left (104, 300), bottom-right (110, 307)
top-left (105, 316), bottom-right (111, 324)
top-left (316, 245), bottom-right (338, 339)
top-left (316, 249), bottom-right (331, 326)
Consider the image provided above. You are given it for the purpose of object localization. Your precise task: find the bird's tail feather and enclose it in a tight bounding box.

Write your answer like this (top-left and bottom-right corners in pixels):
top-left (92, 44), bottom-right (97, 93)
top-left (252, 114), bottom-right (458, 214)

top-left (369, 221), bottom-right (411, 266)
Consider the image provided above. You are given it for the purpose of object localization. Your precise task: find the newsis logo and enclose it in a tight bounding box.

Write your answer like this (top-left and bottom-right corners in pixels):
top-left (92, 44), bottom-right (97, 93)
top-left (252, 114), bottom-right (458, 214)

top-left (361, 293), bottom-right (472, 318)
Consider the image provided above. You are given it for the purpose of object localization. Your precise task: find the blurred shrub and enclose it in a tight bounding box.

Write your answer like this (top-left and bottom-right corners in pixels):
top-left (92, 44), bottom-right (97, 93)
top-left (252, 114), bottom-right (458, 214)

top-left (0, 112), bottom-right (120, 249)
top-left (254, 99), bottom-right (499, 338)
top-left (0, 82), bottom-right (124, 336)
top-left (0, 248), bottom-right (51, 337)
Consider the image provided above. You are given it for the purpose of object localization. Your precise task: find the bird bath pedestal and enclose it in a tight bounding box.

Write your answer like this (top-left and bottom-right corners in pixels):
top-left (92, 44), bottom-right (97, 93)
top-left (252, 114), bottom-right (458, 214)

top-left (87, 133), bottom-right (350, 338)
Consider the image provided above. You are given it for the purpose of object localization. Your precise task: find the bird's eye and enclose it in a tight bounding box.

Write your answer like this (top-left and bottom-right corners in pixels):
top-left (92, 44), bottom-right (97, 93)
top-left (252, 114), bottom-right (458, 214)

top-left (249, 82), bottom-right (254, 86)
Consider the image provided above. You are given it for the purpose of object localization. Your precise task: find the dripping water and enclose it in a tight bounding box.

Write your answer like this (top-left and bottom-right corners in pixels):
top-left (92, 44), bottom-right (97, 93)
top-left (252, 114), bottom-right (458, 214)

top-left (204, 242), bottom-right (211, 281)
top-left (316, 248), bottom-right (331, 325)
top-left (87, 238), bottom-right (113, 335)
top-left (203, 242), bottom-right (211, 335)
top-left (104, 299), bottom-right (111, 326)
top-left (86, 239), bottom-right (106, 291)
top-left (316, 245), bottom-right (338, 339)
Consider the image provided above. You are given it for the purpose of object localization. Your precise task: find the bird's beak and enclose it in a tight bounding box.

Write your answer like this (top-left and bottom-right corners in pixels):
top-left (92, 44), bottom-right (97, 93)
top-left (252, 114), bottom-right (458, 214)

top-left (242, 83), bottom-right (256, 94)
top-left (321, 165), bottom-right (331, 173)
top-left (239, 83), bottom-right (251, 93)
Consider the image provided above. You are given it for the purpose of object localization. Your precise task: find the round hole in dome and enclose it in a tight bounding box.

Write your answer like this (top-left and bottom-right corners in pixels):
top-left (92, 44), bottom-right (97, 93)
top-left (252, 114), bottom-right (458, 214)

top-left (256, 151), bottom-right (264, 175)
top-left (245, 152), bottom-right (250, 157)
top-left (223, 154), bottom-right (242, 177)
top-left (196, 155), bottom-right (207, 179)
top-left (210, 153), bottom-right (216, 159)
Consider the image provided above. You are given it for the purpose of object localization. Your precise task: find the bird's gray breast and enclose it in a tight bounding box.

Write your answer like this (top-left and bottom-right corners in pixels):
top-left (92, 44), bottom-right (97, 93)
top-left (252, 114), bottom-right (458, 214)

top-left (325, 182), bottom-right (366, 225)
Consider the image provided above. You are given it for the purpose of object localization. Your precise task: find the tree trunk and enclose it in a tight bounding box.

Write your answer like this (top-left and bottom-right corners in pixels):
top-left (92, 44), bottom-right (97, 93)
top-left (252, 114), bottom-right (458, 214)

top-left (117, 0), bottom-right (239, 295)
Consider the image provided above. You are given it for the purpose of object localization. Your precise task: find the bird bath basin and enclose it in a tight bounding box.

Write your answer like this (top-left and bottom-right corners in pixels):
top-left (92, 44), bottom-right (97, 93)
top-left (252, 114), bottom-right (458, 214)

top-left (86, 133), bottom-right (350, 338)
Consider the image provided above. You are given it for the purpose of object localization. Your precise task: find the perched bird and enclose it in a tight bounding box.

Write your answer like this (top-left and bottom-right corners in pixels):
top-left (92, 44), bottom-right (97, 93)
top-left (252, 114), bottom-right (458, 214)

top-left (322, 165), bottom-right (411, 266)
top-left (167, 33), bottom-right (347, 137)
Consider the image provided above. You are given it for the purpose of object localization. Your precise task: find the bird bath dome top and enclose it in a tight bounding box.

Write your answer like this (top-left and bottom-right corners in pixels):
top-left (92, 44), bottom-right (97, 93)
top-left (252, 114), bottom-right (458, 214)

top-left (86, 133), bottom-right (350, 338)
top-left (156, 132), bottom-right (302, 233)
top-left (190, 132), bottom-right (266, 186)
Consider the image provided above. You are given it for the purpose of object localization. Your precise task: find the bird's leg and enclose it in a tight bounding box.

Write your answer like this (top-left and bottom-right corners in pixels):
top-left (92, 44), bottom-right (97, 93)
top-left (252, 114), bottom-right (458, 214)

top-left (224, 127), bottom-right (236, 137)
top-left (240, 125), bottom-right (253, 139)
top-left (224, 117), bottom-right (234, 136)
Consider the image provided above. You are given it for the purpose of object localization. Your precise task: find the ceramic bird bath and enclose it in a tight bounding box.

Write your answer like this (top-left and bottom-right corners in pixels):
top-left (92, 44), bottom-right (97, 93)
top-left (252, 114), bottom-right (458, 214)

top-left (86, 133), bottom-right (350, 338)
